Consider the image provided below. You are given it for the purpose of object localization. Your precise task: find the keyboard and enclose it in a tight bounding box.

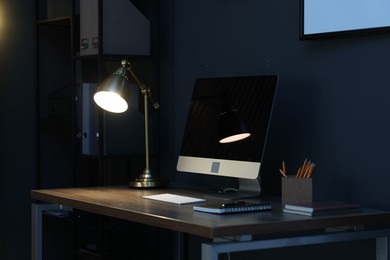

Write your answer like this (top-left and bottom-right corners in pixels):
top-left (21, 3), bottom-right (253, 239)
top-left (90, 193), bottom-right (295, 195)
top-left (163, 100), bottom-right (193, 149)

top-left (143, 193), bottom-right (206, 205)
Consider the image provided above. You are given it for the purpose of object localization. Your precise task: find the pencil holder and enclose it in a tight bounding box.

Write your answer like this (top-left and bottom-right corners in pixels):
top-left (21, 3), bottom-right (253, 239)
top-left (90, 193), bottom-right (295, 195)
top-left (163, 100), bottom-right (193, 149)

top-left (282, 177), bottom-right (312, 206)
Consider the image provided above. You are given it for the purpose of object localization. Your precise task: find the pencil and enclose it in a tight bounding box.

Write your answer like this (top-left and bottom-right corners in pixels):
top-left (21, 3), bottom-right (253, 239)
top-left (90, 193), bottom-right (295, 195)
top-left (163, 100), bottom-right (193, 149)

top-left (303, 163), bottom-right (311, 178)
top-left (308, 163), bottom-right (315, 177)
top-left (279, 169), bottom-right (287, 178)
top-left (303, 161), bottom-right (312, 178)
top-left (301, 159), bottom-right (308, 178)
top-left (295, 167), bottom-right (301, 178)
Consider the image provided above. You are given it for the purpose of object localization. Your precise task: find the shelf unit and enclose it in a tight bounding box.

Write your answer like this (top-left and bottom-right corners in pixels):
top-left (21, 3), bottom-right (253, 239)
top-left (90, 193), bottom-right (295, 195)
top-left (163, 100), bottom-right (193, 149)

top-left (35, 0), bottom-right (161, 258)
top-left (36, 13), bottom-right (75, 189)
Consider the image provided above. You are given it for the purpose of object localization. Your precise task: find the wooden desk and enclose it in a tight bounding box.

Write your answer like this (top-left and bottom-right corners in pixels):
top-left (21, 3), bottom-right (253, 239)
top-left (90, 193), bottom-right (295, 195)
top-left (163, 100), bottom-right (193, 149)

top-left (31, 186), bottom-right (390, 260)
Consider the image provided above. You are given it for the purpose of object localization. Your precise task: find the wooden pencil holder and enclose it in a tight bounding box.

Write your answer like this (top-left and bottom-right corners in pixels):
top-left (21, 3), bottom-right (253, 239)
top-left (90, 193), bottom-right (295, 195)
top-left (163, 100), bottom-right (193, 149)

top-left (282, 177), bottom-right (312, 206)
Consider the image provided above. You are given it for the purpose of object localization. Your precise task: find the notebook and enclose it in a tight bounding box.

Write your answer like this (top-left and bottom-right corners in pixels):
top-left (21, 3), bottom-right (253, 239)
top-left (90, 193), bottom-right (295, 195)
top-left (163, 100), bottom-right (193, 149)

top-left (193, 201), bottom-right (272, 214)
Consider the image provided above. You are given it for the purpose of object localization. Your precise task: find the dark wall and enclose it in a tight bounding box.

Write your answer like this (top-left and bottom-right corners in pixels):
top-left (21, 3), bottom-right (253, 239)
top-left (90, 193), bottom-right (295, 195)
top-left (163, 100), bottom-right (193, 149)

top-left (0, 0), bottom-right (36, 259)
top-left (159, 0), bottom-right (390, 208)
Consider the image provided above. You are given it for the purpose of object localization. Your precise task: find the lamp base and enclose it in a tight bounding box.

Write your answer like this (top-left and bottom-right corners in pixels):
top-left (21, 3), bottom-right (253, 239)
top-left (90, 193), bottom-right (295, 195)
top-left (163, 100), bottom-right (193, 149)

top-left (128, 178), bottom-right (168, 188)
top-left (128, 169), bottom-right (168, 188)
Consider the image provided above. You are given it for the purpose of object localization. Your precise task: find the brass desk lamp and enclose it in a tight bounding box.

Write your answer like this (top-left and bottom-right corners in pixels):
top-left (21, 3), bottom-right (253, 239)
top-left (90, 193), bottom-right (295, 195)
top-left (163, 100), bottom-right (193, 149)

top-left (94, 59), bottom-right (166, 188)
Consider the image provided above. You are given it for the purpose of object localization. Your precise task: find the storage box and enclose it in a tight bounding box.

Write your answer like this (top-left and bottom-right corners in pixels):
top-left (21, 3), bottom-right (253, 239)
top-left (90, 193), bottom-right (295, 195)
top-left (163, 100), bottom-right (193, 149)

top-left (47, 0), bottom-right (72, 18)
top-left (282, 177), bottom-right (312, 206)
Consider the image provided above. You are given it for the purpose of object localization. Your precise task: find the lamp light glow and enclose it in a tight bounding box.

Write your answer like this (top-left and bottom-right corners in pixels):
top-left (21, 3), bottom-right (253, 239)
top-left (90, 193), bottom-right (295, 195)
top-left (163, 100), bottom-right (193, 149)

top-left (93, 91), bottom-right (128, 113)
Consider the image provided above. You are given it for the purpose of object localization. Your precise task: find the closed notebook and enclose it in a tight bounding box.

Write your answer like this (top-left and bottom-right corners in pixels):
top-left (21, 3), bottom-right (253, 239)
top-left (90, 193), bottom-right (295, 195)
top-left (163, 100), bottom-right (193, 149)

top-left (193, 201), bottom-right (272, 214)
top-left (283, 200), bottom-right (361, 216)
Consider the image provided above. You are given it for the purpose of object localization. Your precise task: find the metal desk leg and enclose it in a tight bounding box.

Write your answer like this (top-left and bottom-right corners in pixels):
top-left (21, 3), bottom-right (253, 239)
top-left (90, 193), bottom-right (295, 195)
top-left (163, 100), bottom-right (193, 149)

top-left (31, 203), bottom-right (59, 260)
top-left (174, 232), bottom-right (185, 260)
top-left (202, 235), bottom-right (252, 260)
top-left (202, 243), bottom-right (219, 260)
top-left (376, 237), bottom-right (388, 260)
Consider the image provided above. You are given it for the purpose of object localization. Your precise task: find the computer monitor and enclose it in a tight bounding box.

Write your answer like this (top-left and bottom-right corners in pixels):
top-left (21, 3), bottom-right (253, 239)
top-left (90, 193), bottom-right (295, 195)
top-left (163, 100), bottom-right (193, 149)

top-left (177, 75), bottom-right (278, 200)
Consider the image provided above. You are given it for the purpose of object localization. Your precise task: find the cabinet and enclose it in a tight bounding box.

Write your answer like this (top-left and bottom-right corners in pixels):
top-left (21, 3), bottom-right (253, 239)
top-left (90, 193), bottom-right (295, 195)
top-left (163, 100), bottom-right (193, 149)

top-left (36, 0), bottom-right (159, 188)
top-left (73, 0), bottom-right (158, 186)
top-left (80, 0), bottom-right (150, 56)
top-left (36, 2), bottom-right (75, 189)
top-left (36, 0), bottom-right (160, 258)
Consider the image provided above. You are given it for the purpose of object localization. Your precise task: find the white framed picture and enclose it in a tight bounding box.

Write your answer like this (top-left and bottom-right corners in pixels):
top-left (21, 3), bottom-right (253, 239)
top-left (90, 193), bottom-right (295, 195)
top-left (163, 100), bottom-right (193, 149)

top-left (300, 0), bottom-right (390, 39)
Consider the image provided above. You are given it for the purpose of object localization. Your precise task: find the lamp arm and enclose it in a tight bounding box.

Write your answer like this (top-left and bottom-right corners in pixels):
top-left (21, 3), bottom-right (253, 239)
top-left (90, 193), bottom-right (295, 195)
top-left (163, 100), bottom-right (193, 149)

top-left (122, 60), bottom-right (158, 182)
top-left (140, 84), bottom-right (159, 109)
top-left (123, 60), bottom-right (159, 109)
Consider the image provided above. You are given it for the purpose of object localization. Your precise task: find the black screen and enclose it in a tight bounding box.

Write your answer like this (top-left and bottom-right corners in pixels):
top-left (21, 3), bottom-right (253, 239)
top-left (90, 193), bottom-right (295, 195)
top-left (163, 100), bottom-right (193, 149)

top-left (180, 75), bottom-right (278, 163)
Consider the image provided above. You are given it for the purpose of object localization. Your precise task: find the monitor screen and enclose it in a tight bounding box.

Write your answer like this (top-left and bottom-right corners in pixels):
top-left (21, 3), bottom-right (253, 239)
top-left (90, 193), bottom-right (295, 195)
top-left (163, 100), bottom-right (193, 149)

top-left (177, 75), bottom-right (278, 197)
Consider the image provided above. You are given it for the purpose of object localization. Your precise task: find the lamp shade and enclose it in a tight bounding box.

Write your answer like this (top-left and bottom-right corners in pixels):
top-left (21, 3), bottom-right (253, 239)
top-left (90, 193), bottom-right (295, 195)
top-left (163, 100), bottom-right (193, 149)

top-left (219, 109), bottom-right (250, 143)
top-left (93, 66), bottom-right (131, 113)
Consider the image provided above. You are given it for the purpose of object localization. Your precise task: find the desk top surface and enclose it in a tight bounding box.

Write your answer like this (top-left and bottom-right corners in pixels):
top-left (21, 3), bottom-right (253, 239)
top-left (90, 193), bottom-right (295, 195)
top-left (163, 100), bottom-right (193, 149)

top-left (31, 186), bottom-right (390, 239)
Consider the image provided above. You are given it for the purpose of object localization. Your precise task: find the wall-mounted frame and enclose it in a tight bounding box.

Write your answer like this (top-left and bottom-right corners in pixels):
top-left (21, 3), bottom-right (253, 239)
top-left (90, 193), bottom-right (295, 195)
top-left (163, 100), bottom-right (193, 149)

top-left (300, 0), bottom-right (390, 40)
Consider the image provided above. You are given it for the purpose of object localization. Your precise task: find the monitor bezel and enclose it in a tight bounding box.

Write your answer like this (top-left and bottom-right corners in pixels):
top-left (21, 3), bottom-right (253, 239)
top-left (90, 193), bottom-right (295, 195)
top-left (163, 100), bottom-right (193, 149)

top-left (176, 75), bottom-right (278, 187)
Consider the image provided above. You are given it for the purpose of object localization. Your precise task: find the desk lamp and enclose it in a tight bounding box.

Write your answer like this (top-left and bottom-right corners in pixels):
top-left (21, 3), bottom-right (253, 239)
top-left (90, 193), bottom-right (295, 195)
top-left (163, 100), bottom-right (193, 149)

top-left (94, 59), bottom-right (166, 188)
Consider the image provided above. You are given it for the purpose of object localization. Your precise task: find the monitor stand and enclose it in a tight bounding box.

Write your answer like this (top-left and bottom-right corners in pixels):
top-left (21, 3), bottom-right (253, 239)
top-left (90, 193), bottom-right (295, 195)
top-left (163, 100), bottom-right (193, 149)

top-left (204, 178), bottom-right (261, 201)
